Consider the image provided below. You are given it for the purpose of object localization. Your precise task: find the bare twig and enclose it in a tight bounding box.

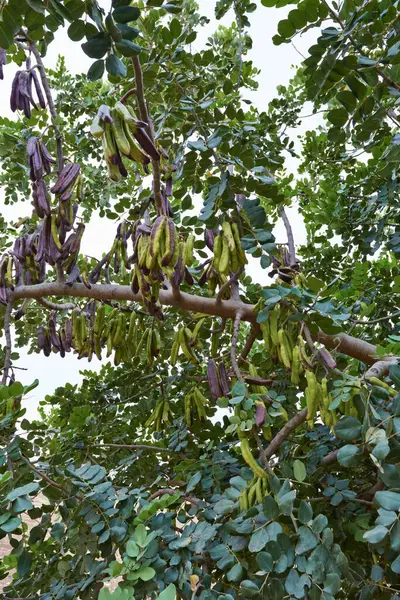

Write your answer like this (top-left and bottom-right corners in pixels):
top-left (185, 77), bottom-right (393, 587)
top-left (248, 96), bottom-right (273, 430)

top-left (131, 56), bottom-right (163, 213)
top-left (279, 206), bottom-right (296, 266)
top-left (37, 298), bottom-right (75, 311)
top-left (92, 443), bottom-right (173, 453)
top-left (19, 455), bottom-right (65, 492)
top-left (216, 267), bottom-right (244, 303)
top-left (231, 311), bottom-right (244, 382)
top-left (2, 301), bottom-right (13, 385)
top-left (264, 408), bottom-right (308, 460)
top-left (351, 310), bottom-right (400, 325)
top-left (29, 42), bottom-right (64, 173)
top-left (121, 87), bottom-right (137, 104)
top-left (238, 326), bottom-right (258, 364)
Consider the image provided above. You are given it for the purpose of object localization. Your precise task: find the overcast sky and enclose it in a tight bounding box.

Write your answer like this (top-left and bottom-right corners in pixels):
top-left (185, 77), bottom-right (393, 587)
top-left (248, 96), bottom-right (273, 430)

top-left (0, 0), bottom-right (322, 419)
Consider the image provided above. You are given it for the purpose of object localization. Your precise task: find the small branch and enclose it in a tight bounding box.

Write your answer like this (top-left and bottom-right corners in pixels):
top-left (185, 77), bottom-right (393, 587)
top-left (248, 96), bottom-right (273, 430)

top-left (264, 407), bottom-right (308, 460)
top-left (121, 87), bottom-right (137, 104)
top-left (231, 311), bottom-right (244, 382)
top-left (149, 488), bottom-right (180, 500)
top-left (56, 263), bottom-right (65, 283)
top-left (319, 449), bottom-right (339, 467)
top-left (279, 206), bottom-right (296, 266)
top-left (254, 431), bottom-right (272, 473)
top-left (351, 310), bottom-right (400, 325)
top-left (238, 326), bottom-right (257, 365)
top-left (19, 455), bottom-right (65, 492)
top-left (2, 301), bottom-right (13, 385)
top-left (37, 298), bottom-right (75, 311)
top-left (216, 267), bottom-right (244, 304)
top-left (92, 443), bottom-right (173, 453)
top-left (29, 42), bottom-right (64, 173)
top-left (89, 251), bottom-right (112, 283)
top-left (131, 56), bottom-right (163, 213)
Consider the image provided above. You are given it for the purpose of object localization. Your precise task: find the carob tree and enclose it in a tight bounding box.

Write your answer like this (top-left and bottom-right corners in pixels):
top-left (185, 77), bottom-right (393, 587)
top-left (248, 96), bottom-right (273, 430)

top-left (0, 0), bottom-right (399, 599)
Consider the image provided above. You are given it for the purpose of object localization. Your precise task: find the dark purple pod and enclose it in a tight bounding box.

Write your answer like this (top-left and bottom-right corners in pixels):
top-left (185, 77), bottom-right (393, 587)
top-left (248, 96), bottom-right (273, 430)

top-left (255, 402), bottom-right (267, 426)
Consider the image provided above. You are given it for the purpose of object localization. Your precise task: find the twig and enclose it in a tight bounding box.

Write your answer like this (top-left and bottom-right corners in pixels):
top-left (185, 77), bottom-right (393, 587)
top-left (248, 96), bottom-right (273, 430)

top-left (279, 206), bottom-right (296, 266)
top-left (121, 87), bottom-right (137, 104)
top-left (351, 310), bottom-right (400, 325)
top-left (131, 56), bottom-right (163, 213)
top-left (254, 431), bottom-right (272, 473)
top-left (37, 298), bottom-right (75, 311)
top-left (264, 407), bottom-right (308, 460)
top-left (216, 267), bottom-right (244, 303)
top-left (92, 443), bottom-right (173, 453)
top-left (55, 263), bottom-right (65, 283)
top-left (238, 326), bottom-right (258, 365)
top-left (19, 455), bottom-right (65, 492)
top-left (231, 311), bottom-right (244, 382)
top-left (2, 300), bottom-right (13, 385)
top-left (233, 0), bottom-right (243, 90)
top-left (29, 42), bottom-right (64, 173)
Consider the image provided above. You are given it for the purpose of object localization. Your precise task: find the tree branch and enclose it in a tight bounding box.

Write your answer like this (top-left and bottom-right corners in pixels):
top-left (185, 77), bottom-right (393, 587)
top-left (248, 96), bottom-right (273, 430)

top-left (92, 443), bottom-right (173, 453)
top-left (29, 42), bottom-right (64, 173)
top-left (238, 326), bottom-right (257, 364)
top-left (264, 407), bottom-right (308, 460)
top-left (2, 300), bottom-right (13, 385)
top-left (19, 455), bottom-right (66, 492)
top-left (131, 56), bottom-right (163, 213)
top-left (9, 282), bottom-right (395, 368)
top-left (279, 206), bottom-right (296, 266)
top-left (365, 358), bottom-right (398, 381)
top-left (231, 311), bottom-right (244, 382)
top-left (37, 298), bottom-right (75, 311)
top-left (216, 267), bottom-right (244, 304)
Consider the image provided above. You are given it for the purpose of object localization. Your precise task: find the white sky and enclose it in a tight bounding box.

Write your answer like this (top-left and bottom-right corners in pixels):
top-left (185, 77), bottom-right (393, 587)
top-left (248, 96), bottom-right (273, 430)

top-left (0, 0), bottom-right (322, 418)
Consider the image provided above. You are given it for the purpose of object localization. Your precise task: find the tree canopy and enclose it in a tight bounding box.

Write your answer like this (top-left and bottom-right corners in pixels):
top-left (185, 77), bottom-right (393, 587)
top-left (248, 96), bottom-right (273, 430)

top-left (0, 0), bottom-right (399, 599)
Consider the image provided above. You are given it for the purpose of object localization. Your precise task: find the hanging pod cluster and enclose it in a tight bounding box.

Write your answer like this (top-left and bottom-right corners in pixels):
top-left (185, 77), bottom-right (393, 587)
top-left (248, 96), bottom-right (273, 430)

top-left (183, 388), bottom-right (208, 427)
top-left (239, 475), bottom-right (270, 511)
top-left (145, 398), bottom-right (173, 433)
top-left (10, 56), bottom-right (46, 119)
top-left (91, 101), bottom-right (160, 181)
top-left (199, 220), bottom-right (247, 297)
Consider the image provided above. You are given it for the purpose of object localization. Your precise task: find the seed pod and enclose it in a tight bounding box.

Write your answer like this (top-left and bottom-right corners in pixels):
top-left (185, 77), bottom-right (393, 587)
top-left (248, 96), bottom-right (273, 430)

top-left (255, 402), bottom-right (267, 426)
top-left (207, 359), bottom-right (222, 401)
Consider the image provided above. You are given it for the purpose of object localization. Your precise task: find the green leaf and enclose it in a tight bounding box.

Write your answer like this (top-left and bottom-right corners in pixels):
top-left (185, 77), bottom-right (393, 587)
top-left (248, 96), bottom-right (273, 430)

top-left (249, 526), bottom-right (269, 552)
top-left (87, 60), bottom-right (105, 81)
top-left (256, 551), bottom-right (273, 572)
top-left (134, 524), bottom-right (147, 547)
top-left (26, 0), bottom-right (45, 12)
top-left (375, 491), bottom-right (400, 511)
top-left (324, 573), bottom-right (341, 595)
top-left (334, 417), bottom-right (362, 441)
top-left (17, 550), bottom-right (32, 577)
top-left (337, 444), bottom-right (360, 466)
top-left (118, 24), bottom-right (139, 40)
top-left (6, 482), bottom-right (39, 501)
top-left (187, 471), bottom-right (201, 492)
top-left (227, 563), bottom-right (243, 582)
top-left (113, 6), bottom-right (141, 23)
top-left (298, 501), bottom-right (313, 524)
top-left (327, 108), bottom-right (348, 127)
top-left (363, 525), bottom-right (388, 544)
top-left (295, 526), bottom-right (318, 555)
top-left (157, 584), bottom-right (176, 600)
top-left (389, 364), bottom-right (400, 389)
top-left (277, 19), bottom-right (296, 39)
top-left (214, 498), bottom-right (235, 515)
top-left (115, 40), bottom-right (142, 56)
top-left (1, 516), bottom-right (22, 532)
top-left (136, 566), bottom-right (156, 581)
top-left (68, 19), bottom-right (86, 41)
top-left (106, 54), bottom-right (127, 77)
top-left (81, 34), bottom-right (110, 59)
top-left (170, 18), bottom-right (182, 38)
top-left (293, 459), bottom-right (306, 482)
top-left (391, 555), bottom-right (400, 574)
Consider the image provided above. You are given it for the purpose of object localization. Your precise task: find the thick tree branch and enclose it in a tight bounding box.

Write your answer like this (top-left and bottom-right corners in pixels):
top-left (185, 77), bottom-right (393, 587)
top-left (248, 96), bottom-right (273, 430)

top-left (365, 358), bottom-right (398, 380)
top-left (264, 407), bottom-right (308, 460)
top-left (9, 282), bottom-right (395, 368)
top-left (29, 42), bottom-right (64, 173)
top-left (2, 301), bottom-right (13, 385)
